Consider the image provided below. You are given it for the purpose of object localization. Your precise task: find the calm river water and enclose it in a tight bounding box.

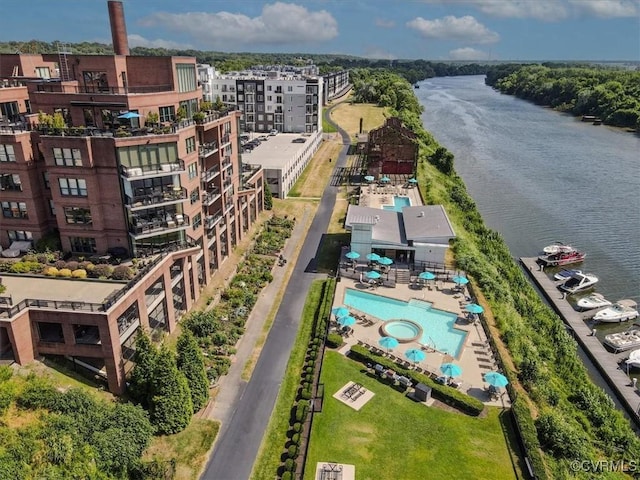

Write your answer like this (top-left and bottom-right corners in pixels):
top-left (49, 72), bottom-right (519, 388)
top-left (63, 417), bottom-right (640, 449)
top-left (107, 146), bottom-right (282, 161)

top-left (417, 75), bottom-right (640, 309)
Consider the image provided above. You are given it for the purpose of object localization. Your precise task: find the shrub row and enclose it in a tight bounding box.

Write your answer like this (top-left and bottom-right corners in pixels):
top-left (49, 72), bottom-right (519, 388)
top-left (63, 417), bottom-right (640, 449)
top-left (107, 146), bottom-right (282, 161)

top-left (348, 345), bottom-right (485, 416)
top-left (0, 259), bottom-right (134, 280)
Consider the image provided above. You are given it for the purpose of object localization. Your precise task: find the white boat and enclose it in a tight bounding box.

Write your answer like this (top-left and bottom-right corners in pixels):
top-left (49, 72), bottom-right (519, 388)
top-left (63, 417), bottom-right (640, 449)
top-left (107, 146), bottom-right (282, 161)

top-left (625, 349), bottom-right (640, 369)
top-left (593, 300), bottom-right (639, 323)
top-left (553, 269), bottom-right (582, 282)
top-left (542, 242), bottom-right (576, 255)
top-left (604, 329), bottom-right (640, 352)
top-left (576, 293), bottom-right (612, 311)
top-left (558, 272), bottom-right (599, 295)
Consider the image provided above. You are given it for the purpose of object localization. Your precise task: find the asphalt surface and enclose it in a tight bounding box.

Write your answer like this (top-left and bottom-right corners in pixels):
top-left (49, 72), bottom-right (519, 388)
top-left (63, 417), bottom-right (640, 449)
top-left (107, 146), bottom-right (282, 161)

top-left (200, 108), bottom-right (350, 480)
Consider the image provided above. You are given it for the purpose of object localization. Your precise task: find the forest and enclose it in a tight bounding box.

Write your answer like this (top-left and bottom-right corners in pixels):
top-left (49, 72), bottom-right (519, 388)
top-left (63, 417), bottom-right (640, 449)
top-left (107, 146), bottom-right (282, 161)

top-left (486, 63), bottom-right (640, 130)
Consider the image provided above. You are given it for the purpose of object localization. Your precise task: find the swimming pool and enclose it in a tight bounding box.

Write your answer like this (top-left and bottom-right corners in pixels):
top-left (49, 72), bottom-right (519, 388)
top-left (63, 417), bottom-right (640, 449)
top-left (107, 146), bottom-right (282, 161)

top-left (344, 288), bottom-right (466, 357)
top-left (382, 196), bottom-right (411, 212)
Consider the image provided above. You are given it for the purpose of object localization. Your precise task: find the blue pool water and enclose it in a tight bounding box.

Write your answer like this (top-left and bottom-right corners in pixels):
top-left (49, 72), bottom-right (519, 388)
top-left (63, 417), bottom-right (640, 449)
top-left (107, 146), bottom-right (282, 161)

top-left (382, 196), bottom-right (411, 212)
top-left (344, 288), bottom-right (466, 357)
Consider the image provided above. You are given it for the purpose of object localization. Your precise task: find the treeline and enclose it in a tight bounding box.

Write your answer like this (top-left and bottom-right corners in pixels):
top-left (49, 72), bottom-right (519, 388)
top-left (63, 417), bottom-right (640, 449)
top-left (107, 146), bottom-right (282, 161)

top-left (486, 63), bottom-right (640, 130)
top-left (351, 68), bottom-right (640, 477)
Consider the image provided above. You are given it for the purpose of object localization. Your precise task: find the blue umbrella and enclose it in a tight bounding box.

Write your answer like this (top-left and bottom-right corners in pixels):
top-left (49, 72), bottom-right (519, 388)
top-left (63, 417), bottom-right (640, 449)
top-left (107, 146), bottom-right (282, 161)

top-left (378, 257), bottom-right (393, 266)
top-left (380, 176), bottom-right (391, 183)
top-left (408, 178), bottom-right (418, 184)
top-left (465, 303), bottom-right (484, 314)
top-left (378, 336), bottom-right (399, 351)
top-left (484, 371), bottom-right (509, 388)
top-left (366, 270), bottom-right (381, 280)
top-left (405, 348), bottom-right (426, 364)
top-left (452, 275), bottom-right (469, 285)
top-left (332, 306), bottom-right (349, 318)
top-left (337, 315), bottom-right (356, 327)
top-left (419, 271), bottom-right (436, 280)
top-left (345, 251), bottom-right (360, 260)
top-left (366, 252), bottom-right (381, 262)
top-left (364, 175), bottom-right (375, 182)
top-left (118, 111), bottom-right (141, 119)
top-left (440, 362), bottom-right (462, 378)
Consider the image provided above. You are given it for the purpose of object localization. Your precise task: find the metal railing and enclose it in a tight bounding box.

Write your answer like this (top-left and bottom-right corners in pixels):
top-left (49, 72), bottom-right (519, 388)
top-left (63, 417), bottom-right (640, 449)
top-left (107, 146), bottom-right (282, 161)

top-left (126, 187), bottom-right (186, 208)
top-left (205, 211), bottom-right (223, 230)
top-left (201, 165), bottom-right (221, 183)
top-left (35, 83), bottom-right (174, 95)
top-left (202, 188), bottom-right (221, 206)
top-left (120, 160), bottom-right (185, 178)
top-left (198, 141), bottom-right (219, 157)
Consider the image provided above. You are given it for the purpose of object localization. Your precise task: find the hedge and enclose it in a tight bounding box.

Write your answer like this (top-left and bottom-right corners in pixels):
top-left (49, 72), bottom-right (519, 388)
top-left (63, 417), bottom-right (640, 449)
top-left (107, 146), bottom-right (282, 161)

top-left (348, 345), bottom-right (484, 416)
top-left (511, 397), bottom-right (549, 480)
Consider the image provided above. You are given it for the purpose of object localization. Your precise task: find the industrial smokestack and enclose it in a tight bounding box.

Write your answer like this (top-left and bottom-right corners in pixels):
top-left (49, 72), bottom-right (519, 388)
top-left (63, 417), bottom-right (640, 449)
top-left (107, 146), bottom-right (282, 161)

top-left (108, 1), bottom-right (129, 56)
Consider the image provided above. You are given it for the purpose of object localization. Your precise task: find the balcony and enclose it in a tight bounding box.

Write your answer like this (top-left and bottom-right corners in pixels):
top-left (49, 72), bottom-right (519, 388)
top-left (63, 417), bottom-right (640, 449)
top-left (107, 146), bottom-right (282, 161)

top-left (120, 160), bottom-right (185, 179)
top-left (205, 211), bottom-right (223, 230)
top-left (223, 178), bottom-right (233, 191)
top-left (126, 187), bottom-right (187, 210)
top-left (35, 83), bottom-right (173, 95)
top-left (201, 165), bottom-right (221, 183)
top-left (221, 134), bottom-right (230, 145)
top-left (129, 213), bottom-right (190, 239)
top-left (199, 141), bottom-right (219, 157)
top-left (202, 188), bottom-right (222, 206)
top-left (223, 200), bottom-right (234, 214)
top-left (222, 156), bottom-right (232, 169)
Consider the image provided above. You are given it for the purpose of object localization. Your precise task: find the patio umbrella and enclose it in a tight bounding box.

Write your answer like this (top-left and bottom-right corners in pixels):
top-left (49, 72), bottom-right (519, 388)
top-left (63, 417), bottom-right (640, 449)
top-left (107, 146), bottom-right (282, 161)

top-left (405, 348), bottom-right (426, 364)
top-left (345, 251), bottom-right (360, 260)
top-left (364, 175), bottom-right (375, 182)
top-left (332, 306), bottom-right (350, 318)
top-left (366, 270), bottom-right (381, 280)
top-left (418, 271), bottom-right (436, 281)
top-left (380, 176), bottom-right (391, 183)
top-left (378, 256), bottom-right (393, 266)
top-left (408, 178), bottom-right (418, 184)
top-left (440, 362), bottom-right (462, 378)
top-left (484, 371), bottom-right (509, 388)
top-left (337, 315), bottom-right (356, 328)
top-left (465, 303), bottom-right (484, 314)
top-left (378, 336), bottom-right (399, 352)
top-left (117, 111), bottom-right (141, 119)
top-left (452, 275), bottom-right (469, 286)
top-left (366, 252), bottom-right (381, 262)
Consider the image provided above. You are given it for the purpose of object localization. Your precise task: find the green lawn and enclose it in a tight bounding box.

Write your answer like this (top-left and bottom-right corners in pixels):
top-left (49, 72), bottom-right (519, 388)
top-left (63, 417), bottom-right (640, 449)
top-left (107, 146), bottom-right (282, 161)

top-left (304, 351), bottom-right (521, 480)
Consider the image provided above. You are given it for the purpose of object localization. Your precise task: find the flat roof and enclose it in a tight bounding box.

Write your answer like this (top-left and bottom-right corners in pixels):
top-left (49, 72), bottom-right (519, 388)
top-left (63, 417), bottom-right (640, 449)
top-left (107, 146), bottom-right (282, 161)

top-left (242, 133), bottom-right (313, 170)
top-left (1, 275), bottom-right (125, 306)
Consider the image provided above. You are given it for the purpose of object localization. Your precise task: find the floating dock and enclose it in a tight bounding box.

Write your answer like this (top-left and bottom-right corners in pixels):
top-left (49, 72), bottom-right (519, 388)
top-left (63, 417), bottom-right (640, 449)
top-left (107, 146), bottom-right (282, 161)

top-left (520, 257), bottom-right (640, 428)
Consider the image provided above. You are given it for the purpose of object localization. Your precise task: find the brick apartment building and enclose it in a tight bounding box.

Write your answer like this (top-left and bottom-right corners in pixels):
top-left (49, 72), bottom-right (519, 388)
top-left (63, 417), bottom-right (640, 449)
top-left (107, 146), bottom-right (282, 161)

top-left (0, 1), bottom-right (265, 393)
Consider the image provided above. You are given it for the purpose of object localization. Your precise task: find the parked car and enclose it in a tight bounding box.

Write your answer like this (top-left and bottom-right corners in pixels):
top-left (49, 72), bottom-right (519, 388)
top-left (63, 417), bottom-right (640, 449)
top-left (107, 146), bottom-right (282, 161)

top-left (269, 129), bottom-right (278, 136)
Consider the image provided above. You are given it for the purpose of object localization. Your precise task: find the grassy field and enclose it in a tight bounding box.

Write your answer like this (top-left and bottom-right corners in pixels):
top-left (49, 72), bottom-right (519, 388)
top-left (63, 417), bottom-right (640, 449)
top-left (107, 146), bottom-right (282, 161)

top-left (304, 351), bottom-right (522, 480)
top-left (288, 139), bottom-right (343, 198)
top-left (329, 103), bottom-right (389, 140)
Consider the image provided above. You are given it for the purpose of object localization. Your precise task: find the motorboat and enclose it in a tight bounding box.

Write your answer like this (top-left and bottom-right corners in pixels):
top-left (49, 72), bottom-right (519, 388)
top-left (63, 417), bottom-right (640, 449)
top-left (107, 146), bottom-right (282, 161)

top-left (557, 272), bottom-right (598, 294)
top-left (542, 242), bottom-right (576, 255)
top-left (538, 249), bottom-right (586, 267)
top-left (593, 300), bottom-right (639, 323)
top-left (604, 329), bottom-right (640, 352)
top-left (576, 293), bottom-right (612, 311)
top-left (553, 268), bottom-right (582, 282)
top-left (625, 349), bottom-right (640, 369)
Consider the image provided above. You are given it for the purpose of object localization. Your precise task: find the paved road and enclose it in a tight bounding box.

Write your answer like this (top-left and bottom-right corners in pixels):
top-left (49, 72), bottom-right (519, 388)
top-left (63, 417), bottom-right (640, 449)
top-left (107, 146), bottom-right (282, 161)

top-left (201, 108), bottom-right (351, 480)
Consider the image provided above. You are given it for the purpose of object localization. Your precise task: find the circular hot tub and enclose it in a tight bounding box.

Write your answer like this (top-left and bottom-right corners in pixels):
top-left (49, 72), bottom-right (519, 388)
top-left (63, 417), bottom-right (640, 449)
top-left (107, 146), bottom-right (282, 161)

top-left (380, 319), bottom-right (423, 343)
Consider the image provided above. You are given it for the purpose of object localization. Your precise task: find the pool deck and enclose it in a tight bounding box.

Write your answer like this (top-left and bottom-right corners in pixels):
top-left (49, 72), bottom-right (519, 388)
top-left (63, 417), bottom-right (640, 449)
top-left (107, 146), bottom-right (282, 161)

top-left (333, 275), bottom-right (511, 408)
top-left (358, 182), bottom-right (422, 210)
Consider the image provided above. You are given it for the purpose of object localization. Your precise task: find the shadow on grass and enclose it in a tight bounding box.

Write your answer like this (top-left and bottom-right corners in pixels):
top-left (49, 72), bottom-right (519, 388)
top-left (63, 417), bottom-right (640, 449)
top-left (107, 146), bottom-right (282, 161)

top-left (499, 408), bottom-right (528, 479)
top-left (41, 355), bottom-right (108, 391)
top-left (313, 233), bottom-right (350, 274)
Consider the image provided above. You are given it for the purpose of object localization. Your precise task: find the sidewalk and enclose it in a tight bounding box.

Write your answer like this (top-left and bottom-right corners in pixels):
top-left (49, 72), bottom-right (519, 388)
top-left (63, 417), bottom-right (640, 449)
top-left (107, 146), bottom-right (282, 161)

top-left (199, 204), bottom-right (314, 425)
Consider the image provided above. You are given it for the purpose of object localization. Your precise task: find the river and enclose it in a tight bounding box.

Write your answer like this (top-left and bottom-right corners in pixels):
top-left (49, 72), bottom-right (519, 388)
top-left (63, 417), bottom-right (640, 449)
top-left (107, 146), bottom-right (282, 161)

top-left (417, 75), bottom-right (640, 312)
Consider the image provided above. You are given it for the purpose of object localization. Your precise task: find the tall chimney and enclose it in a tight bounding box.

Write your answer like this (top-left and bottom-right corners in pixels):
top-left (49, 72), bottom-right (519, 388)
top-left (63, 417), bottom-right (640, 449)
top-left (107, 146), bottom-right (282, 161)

top-left (108, 1), bottom-right (129, 56)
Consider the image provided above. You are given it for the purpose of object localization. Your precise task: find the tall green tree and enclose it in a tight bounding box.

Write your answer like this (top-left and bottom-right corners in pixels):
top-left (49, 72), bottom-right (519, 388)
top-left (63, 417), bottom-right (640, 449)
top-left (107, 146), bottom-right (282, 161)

top-left (176, 330), bottom-right (210, 411)
top-left (128, 330), bottom-right (158, 408)
top-left (149, 347), bottom-right (193, 435)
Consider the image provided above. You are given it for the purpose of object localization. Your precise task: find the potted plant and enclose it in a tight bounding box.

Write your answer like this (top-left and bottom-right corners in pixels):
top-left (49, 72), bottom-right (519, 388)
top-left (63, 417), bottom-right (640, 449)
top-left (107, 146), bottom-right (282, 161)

top-left (193, 111), bottom-right (206, 123)
top-left (146, 111), bottom-right (159, 125)
top-left (175, 107), bottom-right (187, 123)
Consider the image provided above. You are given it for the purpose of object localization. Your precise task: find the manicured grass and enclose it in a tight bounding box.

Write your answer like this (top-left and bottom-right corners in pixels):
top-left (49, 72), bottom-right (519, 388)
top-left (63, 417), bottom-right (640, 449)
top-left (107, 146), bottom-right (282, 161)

top-left (329, 103), bottom-right (389, 139)
top-left (288, 140), bottom-right (343, 198)
top-left (143, 418), bottom-right (219, 480)
top-left (322, 116), bottom-right (337, 133)
top-left (304, 351), bottom-right (520, 480)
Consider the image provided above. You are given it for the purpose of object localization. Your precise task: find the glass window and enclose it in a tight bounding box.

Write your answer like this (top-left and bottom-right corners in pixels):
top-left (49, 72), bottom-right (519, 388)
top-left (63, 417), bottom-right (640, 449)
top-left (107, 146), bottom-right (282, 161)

top-left (192, 213), bottom-right (202, 229)
top-left (117, 302), bottom-right (140, 336)
top-left (63, 206), bottom-right (92, 224)
top-left (188, 163), bottom-right (197, 179)
top-left (190, 187), bottom-right (199, 204)
top-left (53, 147), bottom-right (82, 166)
top-left (8, 230), bottom-right (32, 241)
top-left (0, 144), bottom-right (16, 162)
top-left (43, 171), bottom-right (50, 189)
top-left (49, 199), bottom-right (56, 216)
top-left (159, 106), bottom-right (175, 123)
top-left (69, 237), bottom-right (97, 253)
top-left (0, 173), bottom-right (22, 191)
top-left (1, 201), bottom-right (28, 219)
top-left (58, 178), bottom-right (87, 196)
top-left (186, 136), bottom-right (196, 154)
top-left (176, 64), bottom-right (196, 93)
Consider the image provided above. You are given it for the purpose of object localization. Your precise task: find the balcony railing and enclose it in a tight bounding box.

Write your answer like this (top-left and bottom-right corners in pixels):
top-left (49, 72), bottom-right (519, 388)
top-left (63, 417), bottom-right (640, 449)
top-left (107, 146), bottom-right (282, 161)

top-left (129, 213), bottom-right (189, 237)
top-left (205, 211), bottom-right (223, 230)
top-left (221, 134), bottom-right (230, 145)
top-left (223, 200), bottom-right (234, 214)
top-left (126, 187), bottom-right (187, 209)
top-left (120, 160), bottom-right (185, 179)
top-left (201, 165), bottom-right (220, 183)
top-left (35, 83), bottom-right (174, 95)
top-left (222, 156), bottom-right (232, 169)
top-left (202, 188), bottom-right (221, 206)
top-left (199, 141), bottom-right (219, 157)
top-left (223, 178), bottom-right (233, 191)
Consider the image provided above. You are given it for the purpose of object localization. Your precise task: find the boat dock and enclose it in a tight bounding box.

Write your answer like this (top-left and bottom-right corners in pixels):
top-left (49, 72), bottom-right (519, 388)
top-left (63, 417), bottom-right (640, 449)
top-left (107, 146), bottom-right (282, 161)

top-left (520, 257), bottom-right (640, 427)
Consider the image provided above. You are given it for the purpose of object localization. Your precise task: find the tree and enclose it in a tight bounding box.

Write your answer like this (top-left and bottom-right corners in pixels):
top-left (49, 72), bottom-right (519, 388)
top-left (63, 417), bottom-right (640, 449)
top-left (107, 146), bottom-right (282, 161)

top-left (263, 183), bottom-right (273, 210)
top-left (176, 330), bottom-right (210, 411)
top-left (149, 347), bottom-right (193, 434)
top-left (128, 330), bottom-right (158, 408)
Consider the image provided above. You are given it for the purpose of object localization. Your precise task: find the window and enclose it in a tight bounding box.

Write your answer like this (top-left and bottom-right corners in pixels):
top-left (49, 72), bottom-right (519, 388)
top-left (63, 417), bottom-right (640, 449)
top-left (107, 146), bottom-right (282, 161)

top-left (49, 200), bottom-right (56, 216)
top-left (267, 85), bottom-right (272, 91)
top-left (159, 106), bottom-right (175, 123)
top-left (53, 147), bottom-right (82, 166)
top-left (188, 163), bottom-right (197, 179)
top-left (8, 230), bottom-right (32, 241)
top-left (186, 136), bottom-right (196, 154)
top-left (59, 178), bottom-right (88, 197)
top-left (2, 201), bottom-right (28, 219)
top-left (190, 187), bottom-right (199, 204)
top-left (64, 206), bottom-right (92, 225)
top-left (69, 237), bottom-right (97, 253)
top-left (176, 64), bottom-right (197, 92)
top-left (192, 213), bottom-right (202, 229)
top-left (0, 173), bottom-right (22, 191)
top-left (257, 84), bottom-right (263, 92)
top-left (237, 84), bottom-right (243, 91)
top-left (267, 96), bottom-right (272, 102)
top-left (35, 66), bottom-right (51, 79)
top-left (0, 144), bottom-right (16, 162)
top-left (257, 95), bottom-right (263, 102)
top-left (287, 86), bottom-right (293, 92)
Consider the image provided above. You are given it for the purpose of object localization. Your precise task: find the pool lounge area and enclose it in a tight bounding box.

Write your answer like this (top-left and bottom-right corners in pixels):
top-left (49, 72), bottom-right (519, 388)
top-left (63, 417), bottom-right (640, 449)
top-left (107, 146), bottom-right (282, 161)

top-left (382, 195), bottom-right (411, 212)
